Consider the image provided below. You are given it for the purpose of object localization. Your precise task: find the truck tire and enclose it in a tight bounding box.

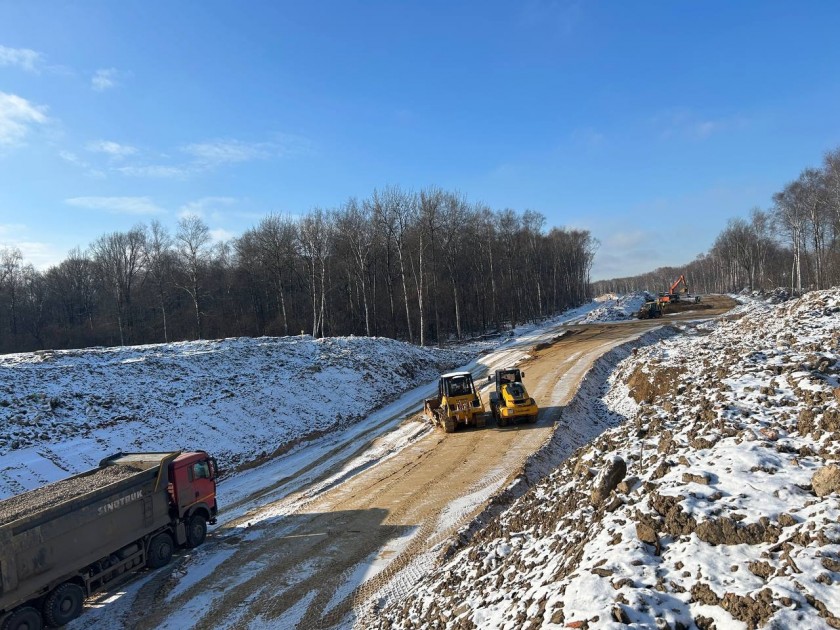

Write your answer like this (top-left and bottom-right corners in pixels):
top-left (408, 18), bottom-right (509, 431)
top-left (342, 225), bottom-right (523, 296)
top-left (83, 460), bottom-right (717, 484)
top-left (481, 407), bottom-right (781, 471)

top-left (1, 607), bottom-right (42, 630)
top-left (147, 532), bottom-right (174, 569)
top-left (43, 582), bottom-right (84, 627)
top-left (186, 513), bottom-right (207, 548)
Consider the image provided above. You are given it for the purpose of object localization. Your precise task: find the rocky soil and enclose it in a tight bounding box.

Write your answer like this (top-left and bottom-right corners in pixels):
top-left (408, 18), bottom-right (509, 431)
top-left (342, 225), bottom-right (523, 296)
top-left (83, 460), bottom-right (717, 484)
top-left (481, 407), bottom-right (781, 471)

top-left (376, 289), bottom-right (840, 629)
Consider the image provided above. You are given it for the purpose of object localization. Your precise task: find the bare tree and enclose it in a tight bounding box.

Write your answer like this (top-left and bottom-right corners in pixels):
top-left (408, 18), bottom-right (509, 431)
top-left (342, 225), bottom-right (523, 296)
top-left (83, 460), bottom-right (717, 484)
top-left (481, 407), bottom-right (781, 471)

top-left (336, 199), bottom-right (375, 336)
top-left (254, 214), bottom-right (297, 336)
top-left (175, 215), bottom-right (211, 339)
top-left (144, 220), bottom-right (175, 342)
top-left (90, 227), bottom-right (146, 345)
top-left (0, 247), bottom-right (23, 337)
top-left (298, 209), bottom-right (332, 337)
top-left (773, 180), bottom-right (809, 293)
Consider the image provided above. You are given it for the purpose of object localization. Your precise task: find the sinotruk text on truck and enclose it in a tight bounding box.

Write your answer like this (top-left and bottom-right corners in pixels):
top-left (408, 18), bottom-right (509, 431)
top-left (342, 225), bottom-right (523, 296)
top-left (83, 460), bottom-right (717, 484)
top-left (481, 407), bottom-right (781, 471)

top-left (0, 451), bottom-right (218, 630)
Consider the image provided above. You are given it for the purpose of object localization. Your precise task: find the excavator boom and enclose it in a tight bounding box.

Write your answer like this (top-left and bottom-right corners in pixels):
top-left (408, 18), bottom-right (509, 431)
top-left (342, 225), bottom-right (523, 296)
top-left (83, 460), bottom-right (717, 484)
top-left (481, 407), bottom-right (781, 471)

top-left (669, 274), bottom-right (689, 294)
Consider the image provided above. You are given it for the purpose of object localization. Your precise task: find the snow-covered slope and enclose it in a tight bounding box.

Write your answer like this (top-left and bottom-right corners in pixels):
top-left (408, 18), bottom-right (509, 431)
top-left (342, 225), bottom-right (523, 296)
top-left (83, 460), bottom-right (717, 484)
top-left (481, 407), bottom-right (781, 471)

top-left (0, 299), bottom-right (604, 502)
top-left (379, 289), bottom-right (840, 629)
top-left (0, 335), bottom-right (471, 499)
top-left (579, 292), bottom-right (650, 324)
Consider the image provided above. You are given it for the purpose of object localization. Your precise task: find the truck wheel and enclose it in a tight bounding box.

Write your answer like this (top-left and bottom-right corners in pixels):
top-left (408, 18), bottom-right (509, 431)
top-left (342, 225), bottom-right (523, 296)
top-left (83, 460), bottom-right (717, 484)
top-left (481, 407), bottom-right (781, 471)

top-left (186, 513), bottom-right (207, 548)
top-left (43, 582), bottom-right (84, 627)
top-left (147, 532), bottom-right (174, 569)
top-left (1, 607), bottom-right (42, 630)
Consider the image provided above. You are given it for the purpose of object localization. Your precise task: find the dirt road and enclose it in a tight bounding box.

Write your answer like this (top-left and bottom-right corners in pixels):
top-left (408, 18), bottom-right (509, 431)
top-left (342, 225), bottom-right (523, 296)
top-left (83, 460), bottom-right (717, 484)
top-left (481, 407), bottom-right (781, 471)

top-left (80, 296), bottom-right (736, 630)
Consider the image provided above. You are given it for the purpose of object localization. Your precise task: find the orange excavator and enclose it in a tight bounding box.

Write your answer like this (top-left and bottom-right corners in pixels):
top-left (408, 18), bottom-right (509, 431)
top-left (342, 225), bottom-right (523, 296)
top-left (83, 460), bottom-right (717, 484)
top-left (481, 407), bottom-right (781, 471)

top-left (658, 275), bottom-right (700, 303)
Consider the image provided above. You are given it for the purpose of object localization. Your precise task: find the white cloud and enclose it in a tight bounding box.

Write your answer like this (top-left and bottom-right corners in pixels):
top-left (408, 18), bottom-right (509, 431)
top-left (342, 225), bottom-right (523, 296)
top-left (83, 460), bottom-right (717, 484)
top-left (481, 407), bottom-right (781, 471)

top-left (654, 109), bottom-right (728, 141)
top-left (65, 196), bottom-right (165, 215)
top-left (0, 45), bottom-right (43, 72)
top-left (112, 134), bottom-right (309, 180)
top-left (0, 91), bottom-right (48, 146)
top-left (272, 132), bottom-right (315, 158)
top-left (0, 224), bottom-right (63, 270)
top-left (182, 139), bottom-right (270, 166)
top-left (58, 150), bottom-right (106, 178)
top-left (178, 196), bottom-right (237, 219)
top-left (91, 68), bottom-right (119, 91)
top-left (0, 223), bottom-right (27, 237)
top-left (87, 140), bottom-right (137, 158)
top-left (115, 164), bottom-right (189, 178)
top-left (603, 229), bottom-right (650, 250)
top-left (209, 228), bottom-right (236, 243)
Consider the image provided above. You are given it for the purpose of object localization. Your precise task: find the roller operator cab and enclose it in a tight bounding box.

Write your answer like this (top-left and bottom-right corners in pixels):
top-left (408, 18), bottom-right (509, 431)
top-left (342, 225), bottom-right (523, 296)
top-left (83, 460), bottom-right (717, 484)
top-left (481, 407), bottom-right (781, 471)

top-left (423, 371), bottom-right (486, 433)
top-left (0, 450), bottom-right (219, 630)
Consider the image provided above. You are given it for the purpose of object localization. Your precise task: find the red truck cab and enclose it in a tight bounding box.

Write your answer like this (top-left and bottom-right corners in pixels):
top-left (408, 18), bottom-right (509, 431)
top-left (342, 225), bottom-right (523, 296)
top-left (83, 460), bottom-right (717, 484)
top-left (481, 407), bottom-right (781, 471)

top-left (168, 451), bottom-right (219, 526)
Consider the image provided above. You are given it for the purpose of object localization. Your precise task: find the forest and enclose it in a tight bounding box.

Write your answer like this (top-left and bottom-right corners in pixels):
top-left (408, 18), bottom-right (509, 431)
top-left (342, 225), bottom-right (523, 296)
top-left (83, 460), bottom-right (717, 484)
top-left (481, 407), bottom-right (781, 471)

top-left (0, 187), bottom-right (596, 353)
top-left (593, 147), bottom-right (840, 298)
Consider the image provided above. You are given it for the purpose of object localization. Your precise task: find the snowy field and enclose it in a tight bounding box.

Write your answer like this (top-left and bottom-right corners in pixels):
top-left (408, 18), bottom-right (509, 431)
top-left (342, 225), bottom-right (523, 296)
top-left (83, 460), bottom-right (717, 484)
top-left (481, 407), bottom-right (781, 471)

top-left (0, 302), bottom-right (602, 501)
top-left (0, 336), bottom-right (475, 499)
top-left (381, 289), bottom-right (840, 629)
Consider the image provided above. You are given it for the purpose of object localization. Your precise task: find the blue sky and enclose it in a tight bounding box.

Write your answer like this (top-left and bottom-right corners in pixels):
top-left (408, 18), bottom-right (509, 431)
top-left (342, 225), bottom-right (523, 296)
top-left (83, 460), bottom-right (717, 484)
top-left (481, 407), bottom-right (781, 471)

top-left (1, 1), bottom-right (839, 280)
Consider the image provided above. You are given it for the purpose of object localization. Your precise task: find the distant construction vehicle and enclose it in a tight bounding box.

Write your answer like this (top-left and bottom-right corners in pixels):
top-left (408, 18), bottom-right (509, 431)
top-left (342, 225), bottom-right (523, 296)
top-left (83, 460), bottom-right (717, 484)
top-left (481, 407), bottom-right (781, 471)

top-left (424, 371), bottom-right (486, 433)
top-left (487, 368), bottom-right (538, 426)
top-left (658, 275), bottom-right (700, 304)
top-left (636, 301), bottom-right (663, 319)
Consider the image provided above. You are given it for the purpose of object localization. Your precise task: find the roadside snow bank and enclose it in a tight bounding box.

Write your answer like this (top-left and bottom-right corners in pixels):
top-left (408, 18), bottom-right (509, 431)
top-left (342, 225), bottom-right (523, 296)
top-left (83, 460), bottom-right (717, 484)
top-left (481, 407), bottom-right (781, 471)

top-left (0, 336), bottom-right (470, 499)
top-left (579, 292), bottom-right (649, 324)
top-left (378, 289), bottom-right (840, 629)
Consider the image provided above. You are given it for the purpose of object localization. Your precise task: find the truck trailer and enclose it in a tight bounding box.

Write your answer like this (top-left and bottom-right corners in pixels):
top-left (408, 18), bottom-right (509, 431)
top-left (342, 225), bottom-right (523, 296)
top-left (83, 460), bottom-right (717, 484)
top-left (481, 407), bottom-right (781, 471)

top-left (0, 451), bottom-right (218, 630)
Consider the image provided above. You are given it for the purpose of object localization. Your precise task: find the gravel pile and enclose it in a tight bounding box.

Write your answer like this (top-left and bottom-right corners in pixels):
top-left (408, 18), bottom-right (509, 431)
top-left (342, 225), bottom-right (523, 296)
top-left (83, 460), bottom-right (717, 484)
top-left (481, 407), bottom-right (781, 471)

top-left (0, 464), bottom-right (141, 527)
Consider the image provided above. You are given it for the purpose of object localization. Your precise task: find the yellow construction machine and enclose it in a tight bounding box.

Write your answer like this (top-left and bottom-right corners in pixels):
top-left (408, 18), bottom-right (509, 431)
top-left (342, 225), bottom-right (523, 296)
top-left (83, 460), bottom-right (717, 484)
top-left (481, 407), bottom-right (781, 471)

top-left (487, 368), bottom-right (538, 427)
top-left (424, 371), bottom-right (486, 433)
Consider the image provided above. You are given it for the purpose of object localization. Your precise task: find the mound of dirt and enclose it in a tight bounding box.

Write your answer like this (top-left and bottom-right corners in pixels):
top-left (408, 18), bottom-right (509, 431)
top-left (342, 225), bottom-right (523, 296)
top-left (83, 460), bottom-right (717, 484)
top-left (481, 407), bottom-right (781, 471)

top-left (0, 464), bottom-right (139, 526)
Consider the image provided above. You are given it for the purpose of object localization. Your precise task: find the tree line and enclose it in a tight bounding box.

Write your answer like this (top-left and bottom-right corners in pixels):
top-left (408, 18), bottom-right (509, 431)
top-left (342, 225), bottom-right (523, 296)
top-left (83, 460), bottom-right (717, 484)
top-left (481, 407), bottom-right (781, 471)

top-left (0, 187), bottom-right (597, 353)
top-left (592, 147), bottom-right (840, 297)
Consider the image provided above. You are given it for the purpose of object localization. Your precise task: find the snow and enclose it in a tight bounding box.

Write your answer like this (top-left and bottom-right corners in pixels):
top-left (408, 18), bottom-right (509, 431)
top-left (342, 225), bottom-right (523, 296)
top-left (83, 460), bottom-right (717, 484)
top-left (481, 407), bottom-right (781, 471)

top-left (0, 299), bottom-right (610, 628)
top-left (0, 335), bottom-right (474, 500)
top-left (380, 289), bottom-right (840, 629)
top-left (576, 292), bottom-right (650, 323)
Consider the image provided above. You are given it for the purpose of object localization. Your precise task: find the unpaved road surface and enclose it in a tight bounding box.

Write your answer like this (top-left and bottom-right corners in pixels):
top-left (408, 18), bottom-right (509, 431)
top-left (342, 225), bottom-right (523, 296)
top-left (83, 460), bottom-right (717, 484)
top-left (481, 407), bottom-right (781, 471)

top-left (75, 296), bottom-right (736, 630)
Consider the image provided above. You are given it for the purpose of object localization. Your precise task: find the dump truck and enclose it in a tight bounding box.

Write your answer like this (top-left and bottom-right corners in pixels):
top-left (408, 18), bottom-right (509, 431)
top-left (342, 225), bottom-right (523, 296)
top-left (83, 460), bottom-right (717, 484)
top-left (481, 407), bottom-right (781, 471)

top-left (487, 368), bottom-right (538, 426)
top-left (424, 371), bottom-right (486, 433)
top-left (0, 451), bottom-right (218, 630)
